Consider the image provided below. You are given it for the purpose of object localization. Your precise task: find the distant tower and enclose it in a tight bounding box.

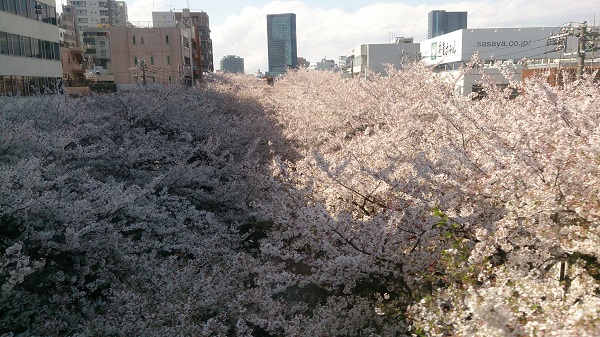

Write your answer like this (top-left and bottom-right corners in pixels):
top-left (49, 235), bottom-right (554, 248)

top-left (266, 13), bottom-right (297, 76)
top-left (428, 10), bottom-right (467, 38)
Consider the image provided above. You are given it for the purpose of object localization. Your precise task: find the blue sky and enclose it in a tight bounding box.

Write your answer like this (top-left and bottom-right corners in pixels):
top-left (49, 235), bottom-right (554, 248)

top-left (125, 0), bottom-right (599, 73)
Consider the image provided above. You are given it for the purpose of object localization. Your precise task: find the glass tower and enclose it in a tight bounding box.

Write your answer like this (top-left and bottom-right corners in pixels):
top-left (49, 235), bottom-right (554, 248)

top-left (266, 13), bottom-right (297, 76)
top-left (428, 10), bottom-right (467, 38)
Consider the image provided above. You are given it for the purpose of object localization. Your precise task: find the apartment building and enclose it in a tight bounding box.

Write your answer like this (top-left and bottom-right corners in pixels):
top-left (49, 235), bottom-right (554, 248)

top-left (67, 0), bottom-right (128, 28)
top-left (109, 22), bottom-right (195, 86)
top-left (0, 0), bottom-right (63, 96)
top-left (174, 10), bottom-right (213, 75)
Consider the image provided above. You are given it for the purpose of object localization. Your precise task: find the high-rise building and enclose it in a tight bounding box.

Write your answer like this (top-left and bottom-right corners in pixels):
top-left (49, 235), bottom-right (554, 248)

top-left (67, 0), bottom-right (128, 28)
top-left (266, 13), bottom-right (297, 76)
top-left (1, 0), bottom-right (63, 96)
top-left (428, 10), bottom-right (467, 38)
top-left (220, 55), bottom-right (244, 73)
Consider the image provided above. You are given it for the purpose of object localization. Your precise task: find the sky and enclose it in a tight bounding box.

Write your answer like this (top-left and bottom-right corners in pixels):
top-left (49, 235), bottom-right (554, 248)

top-left (123, 0), bottom-right (599, 74)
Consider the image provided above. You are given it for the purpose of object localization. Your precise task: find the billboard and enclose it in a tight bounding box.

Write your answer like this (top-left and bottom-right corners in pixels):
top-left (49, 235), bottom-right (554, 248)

top-left (420, 27), bottom-right (578, 66)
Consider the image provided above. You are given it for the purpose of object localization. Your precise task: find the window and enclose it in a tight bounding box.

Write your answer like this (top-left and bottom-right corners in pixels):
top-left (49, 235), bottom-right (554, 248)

top-left (100, 50), bottom-right (106, 57)
top-left (167, 56), bottom-right (170, 65)
top-left (53, 42), bottom-right (59, 60)
top-left (134, 56), bottom-right (138, 65)
top-left (43, 40), bottom-right (52, 59)
top-left (165, 35), bottom-right (169, 44)
top-left (18, 0), bottom-right (28, 17)
top-left (140, 36), bottom-right (144, 45)
top-left (132, 35), bottom-right (136, 44)
top-left (31, 38), bottom-right (40, 57)
top-left (6, 0), bottom-right (16, 14)
top-left (38, 2), bottom-right (47, 22)
top-left (21, 36), bottom-right (31, 57)
top-left (0, 32), bottom-right (8, 55)
top-left (9, 34), bottom-right (21, 56)
top-left (150, 56), bottom-right (154, 65)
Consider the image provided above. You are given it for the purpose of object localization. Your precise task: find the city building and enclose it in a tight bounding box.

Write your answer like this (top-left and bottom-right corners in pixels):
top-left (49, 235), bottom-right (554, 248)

top-left (109, 19), bottom-right (196, 87)
top-left (59, 5), bottom-right (88, 91)
top-left (344, 37), bottom-right (420, 77)
top-left (1, 0), bottom-right (63, 96)
top-left (419, 27), bottom-right (579, 95)
top-left (58, 6), bottom-right (88, 90)
top-left (428, 10), bottom-right (467, 39)
top-left (220, 55), bottom-right (244, 73)
top-left (67, 0), bottom-right (128, 28)
top-left (297, 56), bottom-right (310, 68)
top-left (315, 59), bottom-right (337, 71)
top-left (59, 5), bottom-right (81, 47)
top-left (173, 10), bottom-right (213, 75)
top-left (82, 25), bottom-right (111, 70)
top-left (266, 13), bottom-right (297, 77)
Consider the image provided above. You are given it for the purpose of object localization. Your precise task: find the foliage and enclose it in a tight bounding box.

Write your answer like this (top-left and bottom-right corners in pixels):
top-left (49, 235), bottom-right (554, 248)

top-left (1, 66), bottom-right (599, 336)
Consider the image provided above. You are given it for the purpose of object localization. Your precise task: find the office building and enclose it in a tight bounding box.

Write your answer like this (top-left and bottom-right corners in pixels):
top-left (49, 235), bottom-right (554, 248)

top-left (1, 0), bottom-right (63, 96)
top-left (428, 10), bottom-right (467, 39)
top-left (266, 13), bottom-right (297, 76)
top-left (220, 55), bottom-right (244, 73)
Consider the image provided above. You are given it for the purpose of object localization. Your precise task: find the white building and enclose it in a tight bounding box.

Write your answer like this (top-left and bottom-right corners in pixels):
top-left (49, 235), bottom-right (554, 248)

top-left (344, 38), bottom-right (420, 77)
top-left (1, 0), bottom-right (63, 95)
top-left (315, 58), bottom-right (337, 71)
top-left (419, 27), bottom-right (579, 95)
top-left (68, 0), bottom-right (128, 28)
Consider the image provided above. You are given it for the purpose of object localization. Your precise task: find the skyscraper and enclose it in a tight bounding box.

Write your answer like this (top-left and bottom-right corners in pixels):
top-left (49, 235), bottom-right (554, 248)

top-left (428, 10), bottom-right (467, 38)
top-left (266, 13), bottom-right (297, 76)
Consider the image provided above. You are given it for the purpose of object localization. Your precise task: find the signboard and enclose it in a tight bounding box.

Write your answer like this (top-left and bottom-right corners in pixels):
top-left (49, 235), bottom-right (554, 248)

top-left (420, 27), bottom-right (578, 66)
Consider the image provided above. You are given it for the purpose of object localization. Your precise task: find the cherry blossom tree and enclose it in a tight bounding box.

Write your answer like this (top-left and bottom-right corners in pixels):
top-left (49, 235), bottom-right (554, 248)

top-left (1, 64), bottom-right (599, 336)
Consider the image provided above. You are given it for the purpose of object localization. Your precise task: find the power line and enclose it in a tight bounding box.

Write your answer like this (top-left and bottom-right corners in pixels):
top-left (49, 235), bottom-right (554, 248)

top-left (547, 21), bottom-right (600, 80)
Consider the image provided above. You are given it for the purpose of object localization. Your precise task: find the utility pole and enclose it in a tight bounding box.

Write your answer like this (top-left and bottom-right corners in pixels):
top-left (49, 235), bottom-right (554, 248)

top-left (577, 21), bottom-right (587, 80)
top-left (547, 21), bottom-right (599, 81)
top-left (140, 59), bottom-right (147, 86)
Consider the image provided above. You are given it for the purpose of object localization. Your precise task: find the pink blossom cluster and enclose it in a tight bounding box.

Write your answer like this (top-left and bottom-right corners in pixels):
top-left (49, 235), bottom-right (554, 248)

top-left (1, 64), bottom-right (599, 336)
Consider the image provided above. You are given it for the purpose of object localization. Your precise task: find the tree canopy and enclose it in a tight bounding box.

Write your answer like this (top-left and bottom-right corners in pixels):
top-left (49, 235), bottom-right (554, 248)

top-left (1, 65), bottom-right (599, 336)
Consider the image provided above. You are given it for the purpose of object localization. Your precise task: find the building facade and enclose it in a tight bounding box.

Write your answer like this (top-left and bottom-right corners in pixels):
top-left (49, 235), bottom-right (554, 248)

top-left (315, 59), bottom-right (337, 71)
top-left (174, 10), bottom-right (213, 75)
top-left (67, 0), bottom-right (128, 28)
top-left (220, 55), bottom-right (244, 73)
top-left (0, 0), bottom-right (63, 96)
top-left (344, 38), bottom-right (420, 77)
top-left (82, 25), bottom-right (111, 69)
top-left (266, 13), bottom-right (297, 76)
top-left (109, 23), bottom-right (195, 86)
top-left (419, 27), bottom-right (579, 95)
top-left (428, 10), bottom-right (467, 39)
